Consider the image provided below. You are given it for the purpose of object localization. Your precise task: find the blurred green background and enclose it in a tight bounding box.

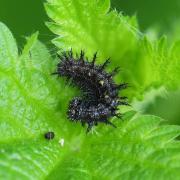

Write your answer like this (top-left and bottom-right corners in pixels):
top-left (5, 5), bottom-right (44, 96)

top-left (112, 0), bottom-right (180, 34)
top-left (0, 0), bottom-right (53, 48)
top-left (1, 0), bottom-right (180, 46)
top-left (0, 0), bottom-right (180, 124)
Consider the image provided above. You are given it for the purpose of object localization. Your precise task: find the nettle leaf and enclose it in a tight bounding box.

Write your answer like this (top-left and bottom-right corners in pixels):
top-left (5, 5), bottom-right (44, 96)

top-left (45, 0), bottom-right (180, 100)
top-left (1, 23), bottom-right (180, 180)
top-left (1, 2), bottom-right (180, 179)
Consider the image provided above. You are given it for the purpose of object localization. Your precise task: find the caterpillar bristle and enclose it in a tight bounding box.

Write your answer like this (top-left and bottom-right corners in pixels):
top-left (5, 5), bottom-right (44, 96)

top-left (118, 101), bottom-right (130, 106)
top-left (51, 72), bottom-right (59, 75)
top-left (119, 96), bottom-right (128, 100)
top-left (68, 49), bottom-right (73, 57)
top-left (100, 58), bottom-right (110, 70)
top-left (111, 67), bottom-right (120, 76)
top-left (80, 50), bottom-right (85, 61)
top-left (57, 54), bottom-right (62, 59)
top-left (91, 52), bottom-right (97, 65)
top-left (105, 120), bottom-right (117, 128)
top-left (115, 113), bottom-right (122, 119)
top-left (116, 83), bottom-right (128, 90)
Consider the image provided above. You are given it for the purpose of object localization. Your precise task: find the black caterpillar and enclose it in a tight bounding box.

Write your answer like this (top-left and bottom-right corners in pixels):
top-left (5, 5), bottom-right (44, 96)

top-left (53, 50), bottom-right (128, 132)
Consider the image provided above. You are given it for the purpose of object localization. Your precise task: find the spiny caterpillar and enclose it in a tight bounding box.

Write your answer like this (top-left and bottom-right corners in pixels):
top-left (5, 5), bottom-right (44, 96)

top-left (53, 50), bottom-right (128, 132)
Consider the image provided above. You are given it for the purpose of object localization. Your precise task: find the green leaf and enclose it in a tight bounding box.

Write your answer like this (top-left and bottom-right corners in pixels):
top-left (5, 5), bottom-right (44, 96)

top-left (1, 23), bottom-right (180, 179)
top-left (0, 22), bottom-right (75, 179)
top-left (0, 22), bottom-right (18, 69)
top-left (44, 0), bottom-right (138, 61)
top-left (45, 0), bottom-right (180, 100)
top-left (46, 115), bottom-right (180, 180)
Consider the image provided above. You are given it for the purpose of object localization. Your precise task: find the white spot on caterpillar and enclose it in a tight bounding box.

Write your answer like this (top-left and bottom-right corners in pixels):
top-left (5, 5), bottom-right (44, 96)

top-left (99, 80), bottom-right (104, 86)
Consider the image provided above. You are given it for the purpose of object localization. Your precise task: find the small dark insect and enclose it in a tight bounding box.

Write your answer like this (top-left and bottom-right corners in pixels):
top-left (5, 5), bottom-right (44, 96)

top-left (44, 132), bottom-right (55, 140)
top-left (53, 50), bottom-right (129, 132)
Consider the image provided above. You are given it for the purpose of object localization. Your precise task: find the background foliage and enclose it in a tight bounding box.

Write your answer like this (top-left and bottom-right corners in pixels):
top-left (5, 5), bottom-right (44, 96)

top-left (1, 0), bottom-right (180, 45)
